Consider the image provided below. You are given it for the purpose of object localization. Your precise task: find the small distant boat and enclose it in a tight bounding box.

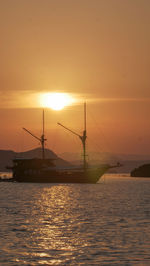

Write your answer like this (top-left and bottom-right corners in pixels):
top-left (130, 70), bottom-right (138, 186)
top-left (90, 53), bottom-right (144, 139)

top-left (7, 103), bottom-right (119, 183)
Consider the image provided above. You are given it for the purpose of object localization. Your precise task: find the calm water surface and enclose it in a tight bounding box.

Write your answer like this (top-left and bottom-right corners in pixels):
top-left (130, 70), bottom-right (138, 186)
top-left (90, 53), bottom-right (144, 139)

top-left (0, 174), bottom-right (150, 265)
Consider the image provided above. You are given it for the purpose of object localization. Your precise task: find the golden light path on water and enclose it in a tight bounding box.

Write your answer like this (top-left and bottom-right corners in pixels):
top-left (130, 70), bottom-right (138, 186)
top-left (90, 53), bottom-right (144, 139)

top-left (0, 176), bottom-right (150, 265)
top-left (26, 185), bottom-right (88, 265)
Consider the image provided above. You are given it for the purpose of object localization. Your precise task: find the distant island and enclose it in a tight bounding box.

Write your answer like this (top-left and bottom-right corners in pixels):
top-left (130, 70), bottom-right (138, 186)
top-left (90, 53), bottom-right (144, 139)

top-left (131, 164), bottom-right (150, 177)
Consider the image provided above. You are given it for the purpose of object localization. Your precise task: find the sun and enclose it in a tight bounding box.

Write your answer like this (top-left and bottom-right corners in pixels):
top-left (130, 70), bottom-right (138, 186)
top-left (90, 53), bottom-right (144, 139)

top-left (40, 92), bottom-right (75, 110)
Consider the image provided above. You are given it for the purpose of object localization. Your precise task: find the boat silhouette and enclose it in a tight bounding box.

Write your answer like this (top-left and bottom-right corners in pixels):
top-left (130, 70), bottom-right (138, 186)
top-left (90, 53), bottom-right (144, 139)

top-left (7, 103), bottom-right (119, 183)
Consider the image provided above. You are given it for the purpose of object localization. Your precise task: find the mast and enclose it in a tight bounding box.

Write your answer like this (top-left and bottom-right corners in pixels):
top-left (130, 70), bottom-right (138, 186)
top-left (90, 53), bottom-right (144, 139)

top-left (41, 109), bottom-right (45, 159)
top-left (82, 101), bottom-right (87, 170)
top-left (23, 109), bottom-right (46, 160)
top-left (58, 102), bottom-right (87, 170)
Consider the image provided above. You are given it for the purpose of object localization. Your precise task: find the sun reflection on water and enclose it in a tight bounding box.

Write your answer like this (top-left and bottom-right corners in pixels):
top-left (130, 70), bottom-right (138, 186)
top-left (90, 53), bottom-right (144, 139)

top-left (29, 185), bottom-right (88, 263)
top-left (1, 178), bottom-right (149, 265)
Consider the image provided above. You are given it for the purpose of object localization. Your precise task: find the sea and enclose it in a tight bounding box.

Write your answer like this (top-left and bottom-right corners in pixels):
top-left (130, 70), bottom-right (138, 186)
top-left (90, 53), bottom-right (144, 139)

top-left (0, 173), bottom-right (149, 265)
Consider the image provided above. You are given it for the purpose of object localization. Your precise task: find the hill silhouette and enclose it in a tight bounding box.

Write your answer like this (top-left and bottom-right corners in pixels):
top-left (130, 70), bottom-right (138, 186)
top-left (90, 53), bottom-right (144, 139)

top-left (1, 148), bottom-right (150, 173)
top-left (0, 148), bottom-right (71, 171)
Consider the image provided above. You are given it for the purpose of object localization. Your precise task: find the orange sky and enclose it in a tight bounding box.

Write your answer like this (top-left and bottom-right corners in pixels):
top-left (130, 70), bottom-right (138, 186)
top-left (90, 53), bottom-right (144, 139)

top-left (0, 0), bottom-right (150, 155)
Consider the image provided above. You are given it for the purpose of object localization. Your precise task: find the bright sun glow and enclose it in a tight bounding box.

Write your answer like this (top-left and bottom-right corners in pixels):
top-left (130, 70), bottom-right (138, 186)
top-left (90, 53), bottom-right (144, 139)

top-left (40, 92), bottom-right (75, 110)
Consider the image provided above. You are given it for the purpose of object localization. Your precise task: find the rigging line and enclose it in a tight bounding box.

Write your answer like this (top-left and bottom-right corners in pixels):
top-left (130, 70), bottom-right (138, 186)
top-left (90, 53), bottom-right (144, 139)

top-left (17, 130), bottom-right (24, 158)
top-left (87, 107), bottom-right (121, 162)
top-left (87, 136), bottom-right (105, 153)
top-left (47, 128), bottom-right (57, 152)
top-left (58, 124), bottom-right (82, 148)
top-left (87, 135), bottom-right (119, 164)
top-left (86, 138), bottom-right (107, 163)
top-left (58, 125), bottom-right (84, 162)
top-left (46, 127), bottom-right (62, 153)
top-left (88, 108), bottom-right (114, 152)
top-left (58, 121), bottom-right (83, 140)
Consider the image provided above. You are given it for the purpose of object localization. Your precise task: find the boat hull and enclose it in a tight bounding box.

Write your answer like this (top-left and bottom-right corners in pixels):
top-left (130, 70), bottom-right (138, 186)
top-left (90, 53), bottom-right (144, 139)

top-left (12, 167), bottom-right (108, 183)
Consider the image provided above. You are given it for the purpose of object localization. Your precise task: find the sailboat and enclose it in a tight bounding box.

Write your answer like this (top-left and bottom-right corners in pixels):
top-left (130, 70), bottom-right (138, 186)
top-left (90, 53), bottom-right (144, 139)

top-left (7, 103), bottom-right (119, 183)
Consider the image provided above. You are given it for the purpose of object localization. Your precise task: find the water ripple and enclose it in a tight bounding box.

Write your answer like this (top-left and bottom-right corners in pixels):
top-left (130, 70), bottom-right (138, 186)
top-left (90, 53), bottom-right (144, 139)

top-left (0, 175), bottom-right (150, 265)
